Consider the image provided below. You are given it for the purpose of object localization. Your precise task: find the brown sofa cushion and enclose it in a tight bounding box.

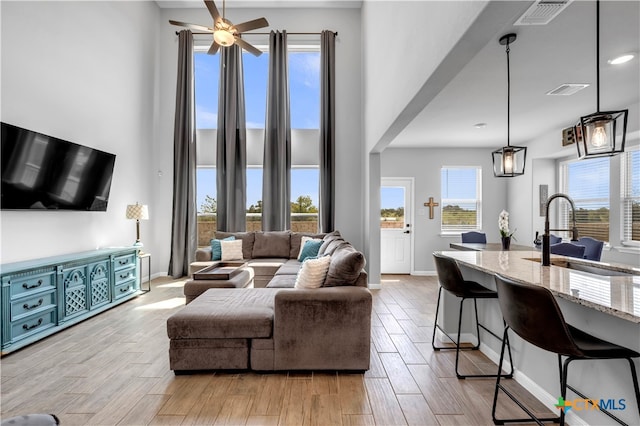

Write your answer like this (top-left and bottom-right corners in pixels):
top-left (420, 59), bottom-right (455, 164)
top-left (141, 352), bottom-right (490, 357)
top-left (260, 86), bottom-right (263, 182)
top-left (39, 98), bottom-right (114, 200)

top-left (289, 232), bottom-right (326, 259)
top-left (167, 288), bottom-right (280, 339)
top-left (318, 231), bottom-right (342, 256)
top-left (215, 231), bottom-right (255, 259)
top-left (324, 246), bottom-right (366, 287)
top-left (252, 231), bottom-right (291, 258)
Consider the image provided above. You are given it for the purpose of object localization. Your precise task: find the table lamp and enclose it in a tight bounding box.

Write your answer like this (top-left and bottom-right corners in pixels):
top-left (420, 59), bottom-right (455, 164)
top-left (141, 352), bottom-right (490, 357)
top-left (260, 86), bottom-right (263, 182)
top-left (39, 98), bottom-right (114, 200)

top-left (125, 202), bottom-right (149, 248)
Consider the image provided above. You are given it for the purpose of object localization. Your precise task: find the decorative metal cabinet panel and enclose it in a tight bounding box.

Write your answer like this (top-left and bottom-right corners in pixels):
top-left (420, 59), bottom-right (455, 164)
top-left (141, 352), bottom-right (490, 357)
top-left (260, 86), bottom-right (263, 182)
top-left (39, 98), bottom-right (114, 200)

top-left (0, 247), bottom-right (139, 355)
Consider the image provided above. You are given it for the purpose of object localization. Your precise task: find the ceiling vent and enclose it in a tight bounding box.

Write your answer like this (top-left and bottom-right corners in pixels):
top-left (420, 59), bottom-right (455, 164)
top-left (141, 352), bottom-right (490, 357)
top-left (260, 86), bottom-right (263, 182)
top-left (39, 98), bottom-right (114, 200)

top-left (546, 83), bottom-right (590, 96)
top-left (514, 0), bottom-right (573, 26)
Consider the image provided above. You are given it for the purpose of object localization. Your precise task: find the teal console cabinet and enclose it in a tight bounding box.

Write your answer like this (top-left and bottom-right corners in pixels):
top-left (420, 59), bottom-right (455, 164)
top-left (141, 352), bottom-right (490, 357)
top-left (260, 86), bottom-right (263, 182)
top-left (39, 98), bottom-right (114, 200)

top-left (1, 247), bottom-right (140, 355)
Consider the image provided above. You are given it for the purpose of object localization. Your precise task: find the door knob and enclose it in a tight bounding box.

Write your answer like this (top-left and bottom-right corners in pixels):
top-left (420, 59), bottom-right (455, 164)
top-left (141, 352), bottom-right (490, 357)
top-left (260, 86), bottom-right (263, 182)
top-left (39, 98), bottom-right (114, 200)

top-left (403, 230), bottom-right (410, 234)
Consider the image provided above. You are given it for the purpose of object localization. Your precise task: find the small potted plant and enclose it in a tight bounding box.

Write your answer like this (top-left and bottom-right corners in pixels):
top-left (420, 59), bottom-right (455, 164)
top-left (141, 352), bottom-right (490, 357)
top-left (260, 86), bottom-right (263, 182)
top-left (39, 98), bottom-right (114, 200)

top-left (499, 210), bottom-right (516, 250)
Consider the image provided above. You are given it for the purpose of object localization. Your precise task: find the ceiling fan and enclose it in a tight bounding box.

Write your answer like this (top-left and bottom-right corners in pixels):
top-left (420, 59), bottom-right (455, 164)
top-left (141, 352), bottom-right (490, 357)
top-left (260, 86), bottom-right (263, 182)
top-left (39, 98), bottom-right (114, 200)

top-left (169, 0), bottom-right (269, 56)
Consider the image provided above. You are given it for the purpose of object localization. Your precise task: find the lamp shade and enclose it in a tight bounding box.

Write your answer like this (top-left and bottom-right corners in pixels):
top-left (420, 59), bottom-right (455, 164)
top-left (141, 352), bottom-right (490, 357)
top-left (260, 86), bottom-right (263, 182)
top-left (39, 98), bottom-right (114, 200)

top-left (126, 203), bottom-right (149, 220)
top-left (577, 109), bottom-right (628, 158)
top-left (492, 145), bottom-right (527, 177)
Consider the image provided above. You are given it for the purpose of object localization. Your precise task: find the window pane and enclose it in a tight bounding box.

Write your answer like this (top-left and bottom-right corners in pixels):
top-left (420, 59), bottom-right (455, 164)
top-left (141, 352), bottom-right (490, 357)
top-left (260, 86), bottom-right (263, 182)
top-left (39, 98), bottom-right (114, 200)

top-left (441, 167), bottom-right (481, 232)
top-left (290, 52), bottom-right (320, 129)
top-left (291, 168), bottom-right (319, 232)
top-left (243, 53), bottom-right (268, 128)
top-left (622, 148), bottom-right (640, 242)
top-left (195, 51), bottom-right (219, 245)
top-left (561, 158), bottom-right (609, 242)
top-left (381, 187), bottom-right (405, 229)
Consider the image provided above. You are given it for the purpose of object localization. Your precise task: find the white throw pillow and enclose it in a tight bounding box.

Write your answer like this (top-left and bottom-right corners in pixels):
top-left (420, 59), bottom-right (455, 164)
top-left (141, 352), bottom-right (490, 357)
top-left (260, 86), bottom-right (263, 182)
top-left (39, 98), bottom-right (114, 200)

top-left (221, 239), bottom-right (243, 261)
top-left (294, 255), bottom-right (332, 289)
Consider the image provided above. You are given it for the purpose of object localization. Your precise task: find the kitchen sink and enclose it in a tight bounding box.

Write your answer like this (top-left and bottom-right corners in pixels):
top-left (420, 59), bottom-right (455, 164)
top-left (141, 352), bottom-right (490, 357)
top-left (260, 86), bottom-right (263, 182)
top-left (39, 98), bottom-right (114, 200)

top-left (523, 257), bottom-right (635, 277)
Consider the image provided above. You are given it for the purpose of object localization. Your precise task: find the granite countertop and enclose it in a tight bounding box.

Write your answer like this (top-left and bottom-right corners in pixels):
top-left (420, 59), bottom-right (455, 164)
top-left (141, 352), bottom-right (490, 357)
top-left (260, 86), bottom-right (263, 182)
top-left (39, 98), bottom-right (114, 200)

top-left (436, 250), bottom-right (640, 323)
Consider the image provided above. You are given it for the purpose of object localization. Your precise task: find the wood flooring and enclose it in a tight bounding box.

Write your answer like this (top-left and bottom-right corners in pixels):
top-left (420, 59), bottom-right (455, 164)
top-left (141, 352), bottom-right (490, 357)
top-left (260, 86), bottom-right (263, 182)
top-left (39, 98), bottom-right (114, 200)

top-left (1, 274), bottom-right (554, 425)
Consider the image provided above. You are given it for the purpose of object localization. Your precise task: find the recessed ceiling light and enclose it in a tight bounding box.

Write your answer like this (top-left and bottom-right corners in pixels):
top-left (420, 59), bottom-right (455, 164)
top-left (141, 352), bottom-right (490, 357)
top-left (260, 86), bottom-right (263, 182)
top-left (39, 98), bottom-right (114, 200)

top-left (608, 54), bottom-right (635, 65)
top-left (474, 123), bottom-right (487, 129)
top-left (546, 83), bottom-right (589, 96)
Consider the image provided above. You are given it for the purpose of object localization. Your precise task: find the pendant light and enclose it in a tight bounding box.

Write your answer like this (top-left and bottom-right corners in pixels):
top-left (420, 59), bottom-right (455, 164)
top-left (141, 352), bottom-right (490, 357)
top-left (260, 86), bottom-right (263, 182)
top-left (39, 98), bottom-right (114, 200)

top-left (577, 0), bottom-right (628, 159)
top-left (492, 33), bottom-right (527, 177)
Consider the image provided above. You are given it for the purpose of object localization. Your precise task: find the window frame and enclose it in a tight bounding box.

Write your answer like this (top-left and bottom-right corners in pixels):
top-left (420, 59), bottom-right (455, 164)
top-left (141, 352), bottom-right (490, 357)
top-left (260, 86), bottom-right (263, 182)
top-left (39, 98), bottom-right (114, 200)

top-left (621, 145), bottom-right (640, 246)
top-left (558, 156), bottom-right (610, 243)
top-left (440, 166), bottom-right (483, 234)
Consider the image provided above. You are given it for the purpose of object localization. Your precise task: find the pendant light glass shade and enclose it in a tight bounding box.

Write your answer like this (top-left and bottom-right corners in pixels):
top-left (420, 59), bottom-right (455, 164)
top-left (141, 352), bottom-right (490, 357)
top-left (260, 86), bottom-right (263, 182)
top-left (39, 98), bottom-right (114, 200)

top-left (577, 110), bottom-right (627, 158)
top-left (492, 33), bottom-right (527, 178)
top-left (577, 0), bottom-right (627, 159)
top-left (492, 145), bottom-right (526, 176)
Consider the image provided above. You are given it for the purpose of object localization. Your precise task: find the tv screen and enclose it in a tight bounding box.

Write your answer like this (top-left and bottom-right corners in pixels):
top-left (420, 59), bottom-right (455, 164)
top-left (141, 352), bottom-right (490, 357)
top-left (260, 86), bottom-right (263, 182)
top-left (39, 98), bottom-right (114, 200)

top-left (1, 122), bottom-right (116, 211)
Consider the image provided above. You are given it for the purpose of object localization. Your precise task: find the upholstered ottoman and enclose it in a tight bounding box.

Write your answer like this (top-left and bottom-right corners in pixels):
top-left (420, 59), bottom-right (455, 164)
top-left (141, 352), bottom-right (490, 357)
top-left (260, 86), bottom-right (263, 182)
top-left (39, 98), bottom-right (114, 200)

top-left (167, 288), bottom-right (281, 372)
top-left (183, 269), bottom-right (254, 304)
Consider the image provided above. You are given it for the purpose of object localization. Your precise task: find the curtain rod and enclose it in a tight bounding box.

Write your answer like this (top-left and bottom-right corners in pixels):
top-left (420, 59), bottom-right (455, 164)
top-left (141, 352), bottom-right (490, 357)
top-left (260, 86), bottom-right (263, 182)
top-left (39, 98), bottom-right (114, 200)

top-left (176, 31), bottom-right (336, 36)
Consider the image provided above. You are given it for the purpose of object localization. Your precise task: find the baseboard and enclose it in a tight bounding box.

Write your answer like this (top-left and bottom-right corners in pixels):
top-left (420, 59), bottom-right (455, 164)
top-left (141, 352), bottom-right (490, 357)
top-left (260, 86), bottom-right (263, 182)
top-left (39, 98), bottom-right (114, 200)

top-left (479, 344), bottom-right (589, 426)
top-left (411, 270), bottom-right (437, 276)
top-left (368, 282), bottom-right (381, 290)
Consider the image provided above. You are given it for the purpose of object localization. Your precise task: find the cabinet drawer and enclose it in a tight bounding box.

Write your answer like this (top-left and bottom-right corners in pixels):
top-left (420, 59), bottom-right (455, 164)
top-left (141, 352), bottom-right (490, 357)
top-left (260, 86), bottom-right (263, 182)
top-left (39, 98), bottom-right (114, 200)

top-left (9, 271), bottom-right (55, 299)
top-left (11, 309), bottom-right (56, 342)
top-left (114, 254), bottom-right (136, 271)
top-left (114, 280), bottom-right (136, 299)
top-left (115, 267), bottom-right (135, 285)
top-left (11, 290), bottom-right (56, 320)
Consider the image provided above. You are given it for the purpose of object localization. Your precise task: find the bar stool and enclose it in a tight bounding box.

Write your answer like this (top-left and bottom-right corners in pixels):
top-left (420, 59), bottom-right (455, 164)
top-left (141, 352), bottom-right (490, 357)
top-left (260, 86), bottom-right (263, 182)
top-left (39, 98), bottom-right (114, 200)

top-left (492, 274), bottom-right (640, 426)
top-left (432, 253), bottom-right (513, 379)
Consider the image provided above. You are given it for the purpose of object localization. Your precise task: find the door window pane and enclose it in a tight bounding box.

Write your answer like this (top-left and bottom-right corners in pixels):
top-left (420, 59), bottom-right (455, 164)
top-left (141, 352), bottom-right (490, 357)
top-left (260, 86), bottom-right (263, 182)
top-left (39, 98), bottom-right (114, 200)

top-left (381, 187), bottom-right (405, 229)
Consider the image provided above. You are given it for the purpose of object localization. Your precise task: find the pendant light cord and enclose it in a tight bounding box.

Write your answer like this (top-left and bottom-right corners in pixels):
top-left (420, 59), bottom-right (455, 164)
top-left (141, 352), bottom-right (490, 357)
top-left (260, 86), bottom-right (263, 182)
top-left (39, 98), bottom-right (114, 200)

top-left (596, 0), bottom-right (601, 112)
top-left (506, 40), bottom-right (511, 148)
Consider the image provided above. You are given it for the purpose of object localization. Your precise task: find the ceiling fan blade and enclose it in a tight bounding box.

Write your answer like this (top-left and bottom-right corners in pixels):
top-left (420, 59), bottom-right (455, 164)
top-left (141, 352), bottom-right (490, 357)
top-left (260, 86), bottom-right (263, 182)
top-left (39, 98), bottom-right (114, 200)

top-left (208, 42), bottom-right (220, 55)
top-left (234, 37), bottom-right (263, 57)
top-left (169, 20), bottom-right (213, 32)
top-left (232, 17), bottom-right (269, 34)
top-left (204, 0), bottom-right (221, 22)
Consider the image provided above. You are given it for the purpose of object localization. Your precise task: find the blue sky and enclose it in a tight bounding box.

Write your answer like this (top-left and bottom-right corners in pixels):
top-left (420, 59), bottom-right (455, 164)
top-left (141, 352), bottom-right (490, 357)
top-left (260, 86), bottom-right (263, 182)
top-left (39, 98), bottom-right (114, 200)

top-left (195, 50), bottom-right (320, 211)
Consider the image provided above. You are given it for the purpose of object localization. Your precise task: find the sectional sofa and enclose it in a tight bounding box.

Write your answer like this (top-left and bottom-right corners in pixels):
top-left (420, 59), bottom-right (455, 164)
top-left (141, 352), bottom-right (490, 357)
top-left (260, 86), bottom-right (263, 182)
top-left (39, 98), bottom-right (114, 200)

top-left (167, 230), bottom-right (372, 372)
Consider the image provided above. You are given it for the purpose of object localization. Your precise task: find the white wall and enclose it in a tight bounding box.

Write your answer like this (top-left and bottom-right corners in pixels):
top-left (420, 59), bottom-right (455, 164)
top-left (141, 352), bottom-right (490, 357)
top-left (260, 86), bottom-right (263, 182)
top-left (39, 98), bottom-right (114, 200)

top-left (382, 147), bottom-right (508, 272)
top-left (1, 1), bottom-right (160, 265)
top-left (155, 6), bottom-right (364, 273)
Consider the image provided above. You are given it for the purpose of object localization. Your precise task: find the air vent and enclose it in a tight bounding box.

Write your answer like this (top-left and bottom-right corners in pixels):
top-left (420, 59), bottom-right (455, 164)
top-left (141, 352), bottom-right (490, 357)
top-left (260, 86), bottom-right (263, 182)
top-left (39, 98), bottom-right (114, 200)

top-left (546, 83), bottom-right (589, 96)
top-left (514, 0), bottom-right (573, 26)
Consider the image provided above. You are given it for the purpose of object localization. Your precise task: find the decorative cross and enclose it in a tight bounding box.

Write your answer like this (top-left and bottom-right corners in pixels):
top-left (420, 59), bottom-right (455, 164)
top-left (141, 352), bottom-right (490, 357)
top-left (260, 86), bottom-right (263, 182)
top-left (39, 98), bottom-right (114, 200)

top-left (424, 197), bottom-right (439, 219)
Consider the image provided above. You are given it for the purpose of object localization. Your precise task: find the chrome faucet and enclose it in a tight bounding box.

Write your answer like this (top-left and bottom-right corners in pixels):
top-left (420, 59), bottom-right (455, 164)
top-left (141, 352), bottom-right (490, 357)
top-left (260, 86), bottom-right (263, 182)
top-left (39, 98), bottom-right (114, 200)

top-left (543, 193), bottom-right (579, 266)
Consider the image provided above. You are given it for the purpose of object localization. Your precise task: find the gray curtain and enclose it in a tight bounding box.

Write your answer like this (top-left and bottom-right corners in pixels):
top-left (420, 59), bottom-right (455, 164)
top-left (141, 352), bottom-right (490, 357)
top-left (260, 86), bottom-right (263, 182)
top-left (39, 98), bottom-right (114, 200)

top-left (216, 44), bottom-right (247, 232)
top-left (168, 30), bottom-right (197, 278)
top-left (319, 30), bottom-right (336, 232)
top-left (262, 30), bottom-right (291, 231)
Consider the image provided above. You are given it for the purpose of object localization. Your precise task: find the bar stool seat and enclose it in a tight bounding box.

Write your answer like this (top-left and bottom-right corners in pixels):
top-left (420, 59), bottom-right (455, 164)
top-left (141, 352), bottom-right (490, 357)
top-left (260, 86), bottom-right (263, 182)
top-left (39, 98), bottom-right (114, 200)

top-left (492, 273), bottom-right (640, 426)
top-left (432, 252), bottom-right (513, 379)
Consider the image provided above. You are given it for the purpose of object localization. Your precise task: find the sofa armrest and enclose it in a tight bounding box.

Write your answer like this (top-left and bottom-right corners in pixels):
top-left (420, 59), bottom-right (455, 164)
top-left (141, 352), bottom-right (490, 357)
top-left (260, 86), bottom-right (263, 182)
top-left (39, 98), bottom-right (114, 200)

top-left (195, 246), bottom-right (212, 261)
top-left (272, 287), bottom-right (372, 370)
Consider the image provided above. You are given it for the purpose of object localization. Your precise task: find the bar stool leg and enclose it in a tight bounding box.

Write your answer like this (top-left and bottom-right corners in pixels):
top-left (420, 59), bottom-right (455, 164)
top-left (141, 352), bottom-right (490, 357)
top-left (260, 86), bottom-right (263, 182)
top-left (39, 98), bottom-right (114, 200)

top-left (627, 358), bottom-right (640, 417)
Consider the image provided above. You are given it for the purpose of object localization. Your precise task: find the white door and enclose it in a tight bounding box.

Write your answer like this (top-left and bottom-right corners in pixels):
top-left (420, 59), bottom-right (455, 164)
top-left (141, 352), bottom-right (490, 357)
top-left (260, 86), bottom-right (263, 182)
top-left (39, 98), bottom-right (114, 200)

top-left (381, 178), bottom-right (413, 274)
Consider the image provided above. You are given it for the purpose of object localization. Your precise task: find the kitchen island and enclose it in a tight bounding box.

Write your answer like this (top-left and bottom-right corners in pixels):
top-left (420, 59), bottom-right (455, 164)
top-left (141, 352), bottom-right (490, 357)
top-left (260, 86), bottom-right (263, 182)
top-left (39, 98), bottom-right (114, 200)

top-left (435, 249), bottom-right (639, 425)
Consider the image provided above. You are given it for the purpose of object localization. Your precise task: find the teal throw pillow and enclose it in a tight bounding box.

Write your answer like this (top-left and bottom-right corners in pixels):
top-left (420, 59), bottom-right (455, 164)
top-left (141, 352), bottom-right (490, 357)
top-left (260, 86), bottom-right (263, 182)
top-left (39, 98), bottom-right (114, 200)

top-left (211, 236), bottom-right (235, 260)
top-left (298, 239), bottom-right (323, 262)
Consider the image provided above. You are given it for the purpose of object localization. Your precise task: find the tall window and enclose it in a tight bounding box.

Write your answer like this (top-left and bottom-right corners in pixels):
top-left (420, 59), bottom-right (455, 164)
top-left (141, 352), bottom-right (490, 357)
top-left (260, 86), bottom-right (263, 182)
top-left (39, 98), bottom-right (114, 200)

top-left (194, 44), bottom-right (321, 243)
top-left (441, 167), bottom-right (482, 233)
top-left (559, 157), bottom-right (610, 242)
top-left (622, 147), bottom-right (640, 244)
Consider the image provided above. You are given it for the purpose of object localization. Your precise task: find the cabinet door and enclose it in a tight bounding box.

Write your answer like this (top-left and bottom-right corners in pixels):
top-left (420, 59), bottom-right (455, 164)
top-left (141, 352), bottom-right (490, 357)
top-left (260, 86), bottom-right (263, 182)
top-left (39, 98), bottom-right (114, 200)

top-left (62, 267), bottom-right (88, 319)
top-left (88, 261), bottom-right (110, 308)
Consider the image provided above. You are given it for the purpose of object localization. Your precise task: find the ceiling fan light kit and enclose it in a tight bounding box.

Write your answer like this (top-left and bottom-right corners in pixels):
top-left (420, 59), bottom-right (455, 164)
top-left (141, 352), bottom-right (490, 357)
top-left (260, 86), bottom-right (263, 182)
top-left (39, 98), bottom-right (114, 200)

top-left (577, 0), bottom-right (627, 159)
top-left (492, 33), bottom-right (527, 178)
top-left (169, 0), bottom-right (268, 56)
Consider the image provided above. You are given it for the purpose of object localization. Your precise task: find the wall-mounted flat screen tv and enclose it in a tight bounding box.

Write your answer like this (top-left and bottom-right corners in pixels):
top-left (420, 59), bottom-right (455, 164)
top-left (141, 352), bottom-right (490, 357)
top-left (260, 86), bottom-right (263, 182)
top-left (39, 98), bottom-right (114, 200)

top-left (1, 122), bottom-right (116, 211)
